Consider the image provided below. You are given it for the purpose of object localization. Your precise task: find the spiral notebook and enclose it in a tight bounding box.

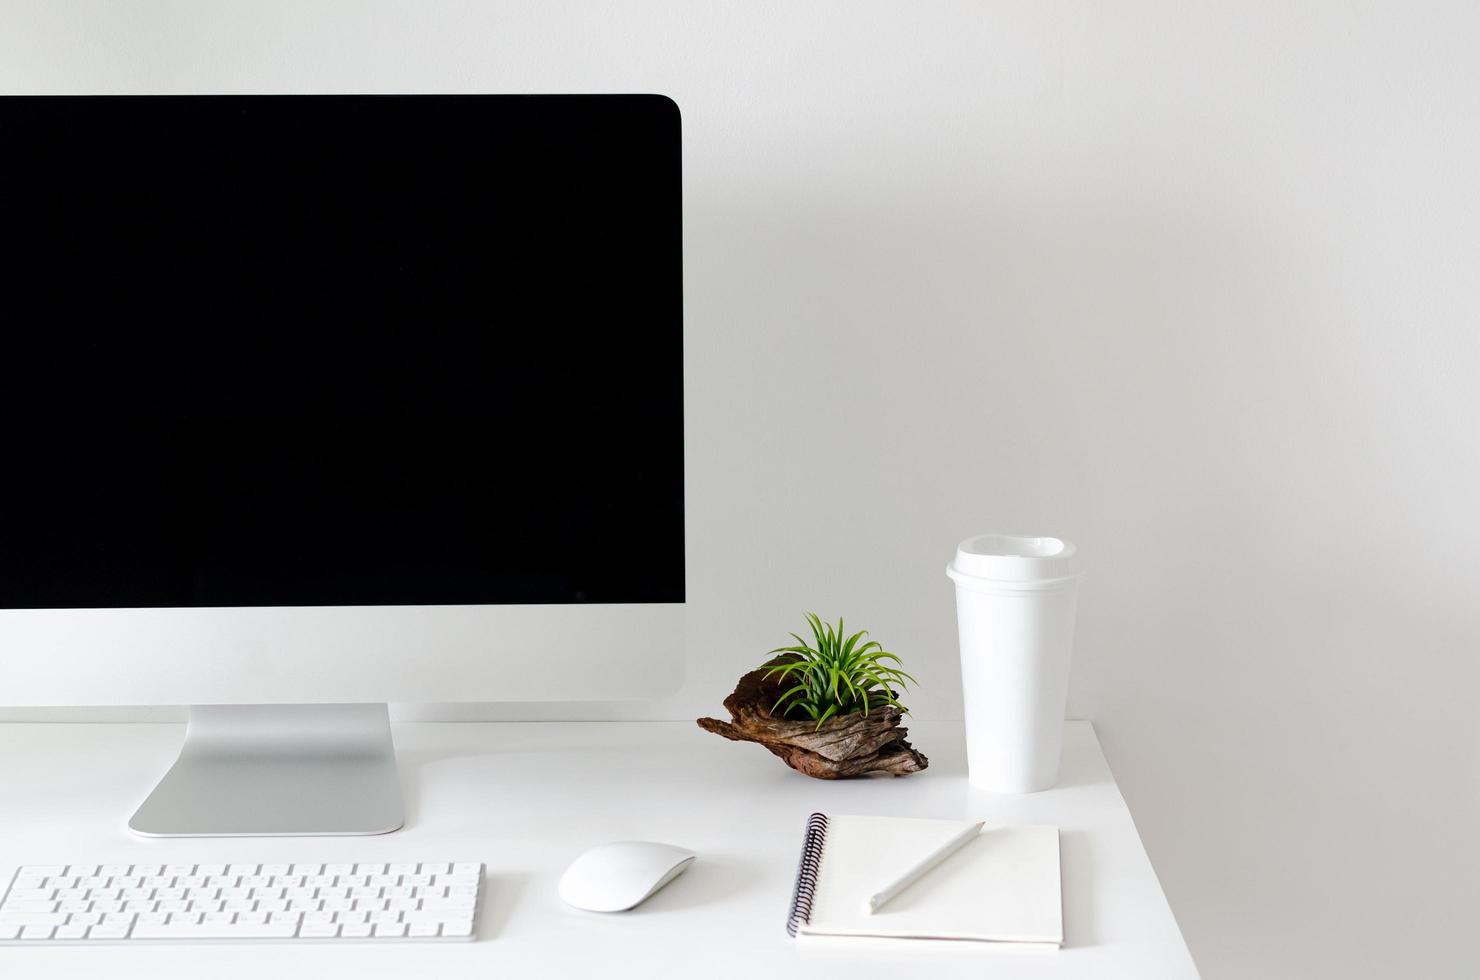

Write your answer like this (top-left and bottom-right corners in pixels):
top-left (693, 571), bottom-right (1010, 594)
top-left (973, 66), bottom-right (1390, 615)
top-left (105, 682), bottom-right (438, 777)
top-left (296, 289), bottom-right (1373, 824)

top-left (786, 813), bottom-right (1062, 945)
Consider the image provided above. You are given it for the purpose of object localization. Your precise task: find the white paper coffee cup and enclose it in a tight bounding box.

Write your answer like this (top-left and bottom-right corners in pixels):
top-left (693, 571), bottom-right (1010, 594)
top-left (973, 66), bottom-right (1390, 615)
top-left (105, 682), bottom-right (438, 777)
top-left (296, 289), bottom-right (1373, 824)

top-left (947, 534), bottom-right (1084, 793)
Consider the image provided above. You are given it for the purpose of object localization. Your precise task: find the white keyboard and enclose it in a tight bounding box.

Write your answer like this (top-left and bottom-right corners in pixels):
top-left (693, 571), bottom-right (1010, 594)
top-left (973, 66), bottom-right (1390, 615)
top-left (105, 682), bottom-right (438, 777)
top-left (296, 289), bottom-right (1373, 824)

top-left (0, 861), bottom-right (483, 944)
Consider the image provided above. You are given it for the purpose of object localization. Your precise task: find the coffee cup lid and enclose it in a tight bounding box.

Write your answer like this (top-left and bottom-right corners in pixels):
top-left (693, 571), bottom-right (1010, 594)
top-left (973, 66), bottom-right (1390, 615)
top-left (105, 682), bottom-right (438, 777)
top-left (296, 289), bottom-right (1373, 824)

top-left (947, 533), bottom-right (1083, 587)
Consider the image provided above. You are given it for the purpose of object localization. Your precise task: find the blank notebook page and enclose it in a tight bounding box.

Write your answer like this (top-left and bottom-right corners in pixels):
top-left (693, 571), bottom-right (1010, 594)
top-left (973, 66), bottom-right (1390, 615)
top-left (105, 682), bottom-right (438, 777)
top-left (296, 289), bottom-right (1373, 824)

top-left (798, 815), bottom-right (1062, 944)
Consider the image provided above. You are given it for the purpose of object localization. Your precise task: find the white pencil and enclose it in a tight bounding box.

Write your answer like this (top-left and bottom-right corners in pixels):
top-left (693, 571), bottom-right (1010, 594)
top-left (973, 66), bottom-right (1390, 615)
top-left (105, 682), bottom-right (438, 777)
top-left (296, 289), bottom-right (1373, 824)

top-left (866, 820), bottom-right (985, 914)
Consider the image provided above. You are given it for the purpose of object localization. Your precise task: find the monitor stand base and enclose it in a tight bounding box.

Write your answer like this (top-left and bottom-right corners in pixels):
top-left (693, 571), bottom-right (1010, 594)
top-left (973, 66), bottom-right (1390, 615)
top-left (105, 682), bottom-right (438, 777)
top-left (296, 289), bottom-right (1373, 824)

top-left (128, 703), bottom-right (405, 837)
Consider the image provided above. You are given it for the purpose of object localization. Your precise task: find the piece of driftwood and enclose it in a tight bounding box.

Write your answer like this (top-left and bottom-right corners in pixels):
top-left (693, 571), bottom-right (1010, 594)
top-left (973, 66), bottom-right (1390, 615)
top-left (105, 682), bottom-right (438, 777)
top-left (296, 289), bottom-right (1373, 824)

top-left (696, 662), bottom-right (928, 778)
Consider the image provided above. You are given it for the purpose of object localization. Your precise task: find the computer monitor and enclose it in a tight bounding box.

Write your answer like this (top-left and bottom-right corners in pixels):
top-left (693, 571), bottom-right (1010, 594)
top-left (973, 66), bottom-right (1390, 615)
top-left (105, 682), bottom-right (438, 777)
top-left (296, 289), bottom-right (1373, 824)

top-left (0, 95), bottom-right (685, 836)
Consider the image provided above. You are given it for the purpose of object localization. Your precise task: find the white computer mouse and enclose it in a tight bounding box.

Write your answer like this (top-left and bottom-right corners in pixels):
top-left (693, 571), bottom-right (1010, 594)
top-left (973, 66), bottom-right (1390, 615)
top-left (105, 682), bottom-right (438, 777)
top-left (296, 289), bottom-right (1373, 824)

top-left (558, 840), bottom-right (696, 912)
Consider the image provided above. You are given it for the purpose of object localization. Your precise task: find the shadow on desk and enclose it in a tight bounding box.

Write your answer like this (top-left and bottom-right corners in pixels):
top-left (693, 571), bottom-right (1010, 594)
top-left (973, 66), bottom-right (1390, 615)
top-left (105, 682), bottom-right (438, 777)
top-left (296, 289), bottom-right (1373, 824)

top-left (1059, 828), bottom-right (1095, 949)
top-left (481, 871), bottom-right (527, 939)
top-left (393, 746), bottom-right (497, 830)
top-left (621, 855), bottom-right (765, 915)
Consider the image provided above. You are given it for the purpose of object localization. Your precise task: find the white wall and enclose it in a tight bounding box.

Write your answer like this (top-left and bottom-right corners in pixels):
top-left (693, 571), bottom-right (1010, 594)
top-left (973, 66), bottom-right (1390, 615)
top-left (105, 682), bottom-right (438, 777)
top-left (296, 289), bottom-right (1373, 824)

top-left (3, 2), bottom-right (1478, 977)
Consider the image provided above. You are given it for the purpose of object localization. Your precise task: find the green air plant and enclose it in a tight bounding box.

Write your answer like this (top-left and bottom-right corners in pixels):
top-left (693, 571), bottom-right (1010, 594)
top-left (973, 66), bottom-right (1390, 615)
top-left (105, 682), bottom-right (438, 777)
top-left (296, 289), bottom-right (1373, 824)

top-left (760, 613), bottom-right (917, 730)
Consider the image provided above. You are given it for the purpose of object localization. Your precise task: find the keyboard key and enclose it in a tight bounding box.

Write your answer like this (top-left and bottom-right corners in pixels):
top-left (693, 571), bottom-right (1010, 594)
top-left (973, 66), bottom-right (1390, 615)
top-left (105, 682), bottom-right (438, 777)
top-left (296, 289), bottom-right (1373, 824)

top-left (423, 896), bottom-right (476, 911)
top-left (0, 912), bottom-right (69, 927)
top-left (4, 899), bottom-right (59, 913)
top-left (261, 864), bottom-right (290, 877)
top-left (196, 864), bottom-right (227, 877)
top-left (354, 864), bottom-right (386, 876)
top-left (300, 921), bottom-right (339, 938)
top-left (340, 921), bottom-right (373, 938)
top-left (442, 917), bottom-right (474, 938)
top-left (88, 923), bottom-right (131, 939)
top-left (291, 864), bottom-right (322, 876)
top-left (203, 912), bottom-right (236, 925)
top-left (452, 863), bottom-right (481, 875)
top-left (441, 873), bottom-right (480, 887)
top-left (56, 924), bottom-right (90, 939)
top-left (164, 865), bottom-right (196, 877)
top-left (0, 925), bottom-right (17, 940)
top-left (20, 925), bottom-right (56, 939)
top-left (227, 864), bottom-right (259, 877)
top-left (421, 863), bottom-right (450, 875)
top-left (374, 922), bottom-right (407, 938)
top-left (21, 866), bottom-right (66, 878)
top-left (5, 889), bottom-right (56, 902)
top-left (408, 923), bottom-right (440, 937)
top-left (133, 921), bottom-right (299, 940)
top-left (66, 865), bottom-right (100, 878)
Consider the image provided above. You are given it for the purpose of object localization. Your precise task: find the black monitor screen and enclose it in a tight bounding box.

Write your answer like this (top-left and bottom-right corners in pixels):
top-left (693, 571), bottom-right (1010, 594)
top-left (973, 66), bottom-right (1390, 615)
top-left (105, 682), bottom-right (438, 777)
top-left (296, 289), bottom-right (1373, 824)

top-left (0, 95), bottom-right (683, 608)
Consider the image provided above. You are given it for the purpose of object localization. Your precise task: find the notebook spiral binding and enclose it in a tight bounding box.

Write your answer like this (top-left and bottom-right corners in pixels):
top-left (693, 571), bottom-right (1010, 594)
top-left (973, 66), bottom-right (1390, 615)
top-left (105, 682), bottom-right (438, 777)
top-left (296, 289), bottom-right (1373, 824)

top-left (786, 811), bottom-right (830, 937)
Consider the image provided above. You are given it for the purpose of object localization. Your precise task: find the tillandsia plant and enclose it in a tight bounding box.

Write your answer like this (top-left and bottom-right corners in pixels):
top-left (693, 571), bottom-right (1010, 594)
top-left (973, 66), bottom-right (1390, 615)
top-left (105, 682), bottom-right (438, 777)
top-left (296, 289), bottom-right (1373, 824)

top-left (760, 613), bottom-right (917, 730)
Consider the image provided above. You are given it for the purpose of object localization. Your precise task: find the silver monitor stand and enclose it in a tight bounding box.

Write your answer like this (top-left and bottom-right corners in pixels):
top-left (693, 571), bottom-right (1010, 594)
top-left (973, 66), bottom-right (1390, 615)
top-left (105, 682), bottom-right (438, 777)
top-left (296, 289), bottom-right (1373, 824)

top-left (128, 703), bottom-right (404, 837)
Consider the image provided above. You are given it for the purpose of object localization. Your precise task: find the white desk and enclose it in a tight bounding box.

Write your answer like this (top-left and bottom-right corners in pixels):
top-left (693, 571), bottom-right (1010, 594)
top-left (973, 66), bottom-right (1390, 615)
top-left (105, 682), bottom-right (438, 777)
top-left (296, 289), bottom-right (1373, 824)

top-left (0, 719), bottom-right (1199, 979)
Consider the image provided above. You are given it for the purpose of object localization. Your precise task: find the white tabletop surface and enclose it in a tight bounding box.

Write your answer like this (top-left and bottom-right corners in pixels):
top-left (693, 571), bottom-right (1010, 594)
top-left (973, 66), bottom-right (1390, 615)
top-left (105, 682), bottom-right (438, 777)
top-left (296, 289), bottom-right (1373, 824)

top-left (0, 718), bottom-right (1199, 978)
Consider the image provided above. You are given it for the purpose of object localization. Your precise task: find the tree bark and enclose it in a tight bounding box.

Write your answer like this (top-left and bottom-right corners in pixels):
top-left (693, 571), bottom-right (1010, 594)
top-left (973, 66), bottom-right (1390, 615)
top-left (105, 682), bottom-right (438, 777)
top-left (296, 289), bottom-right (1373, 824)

top-left (696, 662), bottom-right (928, 778)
